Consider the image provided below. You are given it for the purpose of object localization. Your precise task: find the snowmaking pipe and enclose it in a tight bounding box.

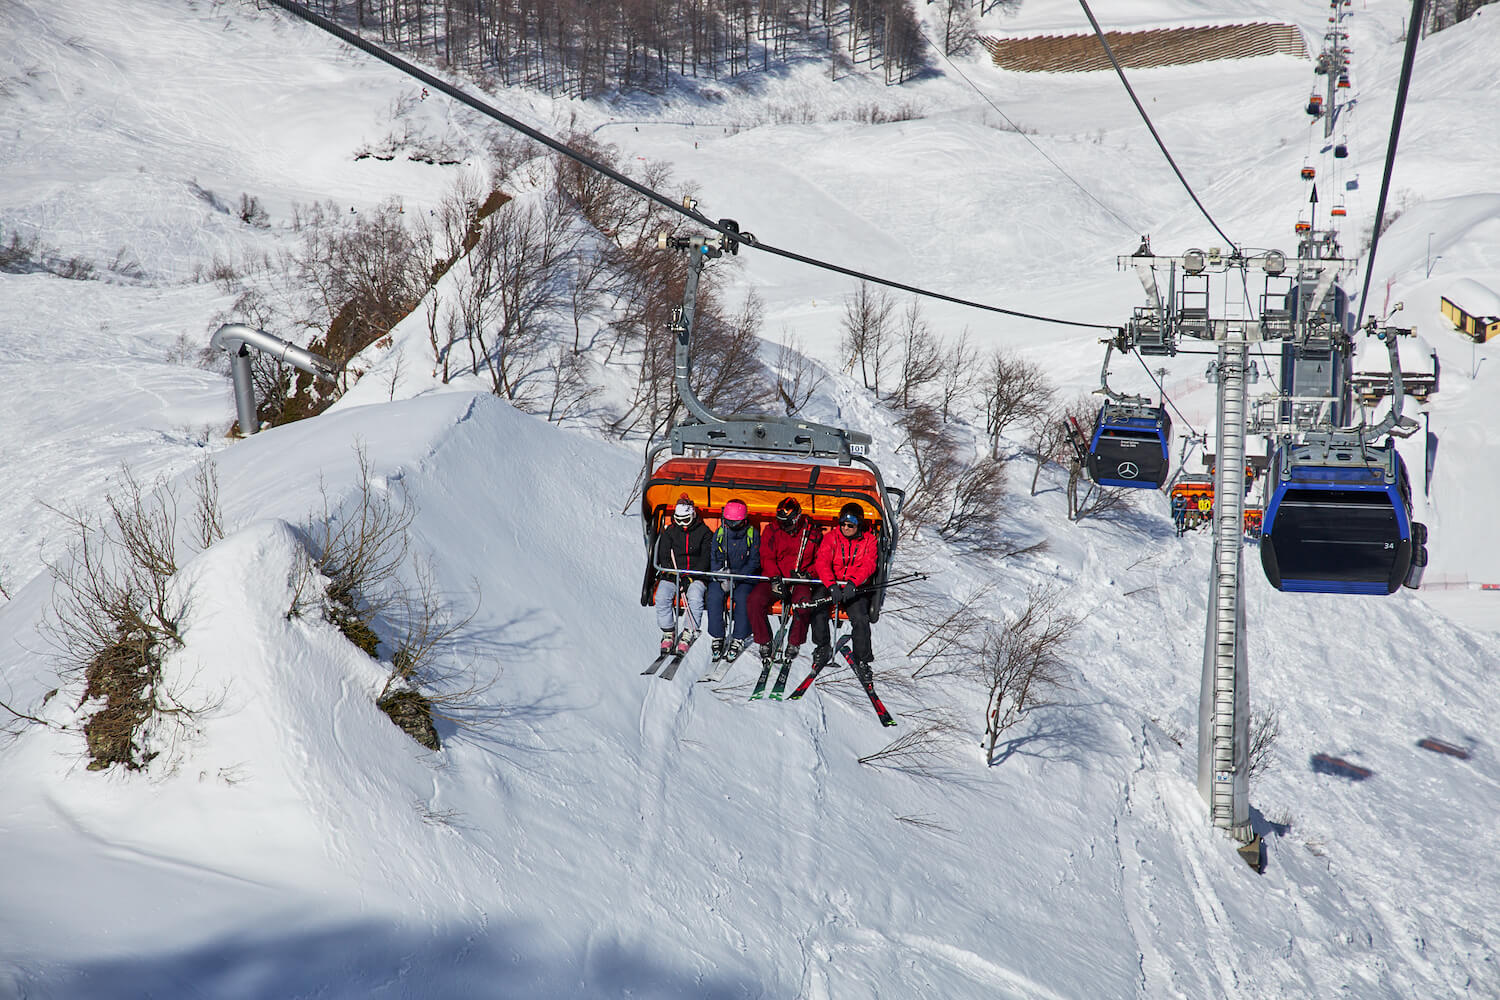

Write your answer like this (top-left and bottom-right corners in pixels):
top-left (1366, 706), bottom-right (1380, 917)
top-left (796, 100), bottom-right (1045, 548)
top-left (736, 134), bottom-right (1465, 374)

top-left (209, 323), bottom-right (338, 435)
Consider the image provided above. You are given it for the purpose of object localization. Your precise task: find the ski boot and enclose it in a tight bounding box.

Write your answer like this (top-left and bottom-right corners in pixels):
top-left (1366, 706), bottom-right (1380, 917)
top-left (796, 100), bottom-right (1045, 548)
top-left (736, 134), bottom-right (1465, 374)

top-left (660, 629), bottom-right (676, 654)
top-left (675, 629), bottom-right (698, 656)
top-left (757, 643), bottom-right (775, 665)
top-left (782, 644), bottom-right (800, 663)
top-left (726, 638), bottom-right (746, 661)
top-left (711, 637), bottom-right (726, 660)
top-left (811, 644), bottom-right (832, 667)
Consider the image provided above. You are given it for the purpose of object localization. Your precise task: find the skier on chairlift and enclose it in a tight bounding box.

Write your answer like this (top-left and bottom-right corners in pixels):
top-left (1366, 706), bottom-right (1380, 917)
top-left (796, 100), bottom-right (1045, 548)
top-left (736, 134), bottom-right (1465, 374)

top-left (746, 497), bottom-right (822, 666)
top-left (811, 503), bottom-right (880, 673)
top-left (652, 496), bottom-right (712, 655)
top-left (705, 498), bottom-right (759, 661)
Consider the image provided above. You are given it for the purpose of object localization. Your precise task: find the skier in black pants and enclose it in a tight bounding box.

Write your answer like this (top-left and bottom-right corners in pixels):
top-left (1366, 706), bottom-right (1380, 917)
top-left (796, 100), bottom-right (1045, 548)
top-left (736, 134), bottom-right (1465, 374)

top-left (809, 502), bottom-right (879, 671)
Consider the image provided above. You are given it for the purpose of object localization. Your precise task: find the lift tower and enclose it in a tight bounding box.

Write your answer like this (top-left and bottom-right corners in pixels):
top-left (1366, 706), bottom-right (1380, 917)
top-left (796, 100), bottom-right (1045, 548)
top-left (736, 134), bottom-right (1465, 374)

top-left (1118, 244), bottom-right (1351, 850)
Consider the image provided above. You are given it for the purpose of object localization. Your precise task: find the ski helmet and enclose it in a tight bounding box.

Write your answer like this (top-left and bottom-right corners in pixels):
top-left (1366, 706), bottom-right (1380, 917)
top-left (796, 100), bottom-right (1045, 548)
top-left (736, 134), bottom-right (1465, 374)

top-left (722, 499), bottom-right (749, 527)
top-left (838, 503), bottom-right (865, 530)
top-left (673, 497), bottom-right (695, 526)
top-left (775, 497), bottom-right (801, 526)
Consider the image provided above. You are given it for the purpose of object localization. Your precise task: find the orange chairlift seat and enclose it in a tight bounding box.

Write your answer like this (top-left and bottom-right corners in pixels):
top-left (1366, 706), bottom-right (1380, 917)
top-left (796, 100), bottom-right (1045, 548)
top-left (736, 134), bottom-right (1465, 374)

top-left (640, 458), bottom-right (896, 622)
top-left (1306, 93), bottom-right (1324, 117)
top-left (1301, 164), bottom-right (1316, 181)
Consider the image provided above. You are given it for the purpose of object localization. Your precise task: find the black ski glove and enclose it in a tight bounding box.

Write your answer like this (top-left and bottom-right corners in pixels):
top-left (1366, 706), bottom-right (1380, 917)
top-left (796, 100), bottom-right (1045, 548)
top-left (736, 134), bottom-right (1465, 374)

top-left (770, 577), bottom-right (786, 598)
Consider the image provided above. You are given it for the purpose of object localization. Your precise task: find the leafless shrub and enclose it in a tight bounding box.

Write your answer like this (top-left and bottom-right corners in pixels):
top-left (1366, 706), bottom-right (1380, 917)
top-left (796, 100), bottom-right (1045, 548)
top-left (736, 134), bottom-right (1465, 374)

top-left (857, 709), bottom-right (964, 776)
top-left (43, 467), bottom-right (225, 770)
top-left (1248, 702), bottom-right (1281, 779)
top-left (238, 193), bottom-right (270, 228)
top-left (302, 446), bottom-right (494, 749)
top-left (772, 333), bottom-right (827, 416)
top-left (899, 583), bottom-right (994, 678)
top-left (303, 445), bottom-right (414, 658)
top-left (981, 585), bottom-right (1078, 765)
top-left (980, 349), bottom-right (1055, 458)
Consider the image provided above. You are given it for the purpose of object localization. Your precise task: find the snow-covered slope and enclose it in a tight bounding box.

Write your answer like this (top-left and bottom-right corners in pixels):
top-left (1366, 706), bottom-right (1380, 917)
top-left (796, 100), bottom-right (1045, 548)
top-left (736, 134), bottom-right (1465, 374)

top-left (1, 1), bottom-right (1497, 997)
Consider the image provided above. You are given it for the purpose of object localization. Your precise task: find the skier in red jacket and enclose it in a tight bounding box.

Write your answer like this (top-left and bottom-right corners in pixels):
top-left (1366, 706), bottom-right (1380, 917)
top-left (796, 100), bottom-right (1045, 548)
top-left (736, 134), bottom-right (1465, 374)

top-left (745, 497), bottom-right (822, 666)
top-left (810, 502), bottom-right (879, 670)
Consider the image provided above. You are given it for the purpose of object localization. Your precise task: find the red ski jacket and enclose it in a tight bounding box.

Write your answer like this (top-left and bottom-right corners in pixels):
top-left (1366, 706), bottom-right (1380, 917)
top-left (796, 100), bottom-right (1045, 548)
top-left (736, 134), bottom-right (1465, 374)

top-left (759, 519), bottom-right (822, 580)
top-left (815, 526), bottom-right (878, 589)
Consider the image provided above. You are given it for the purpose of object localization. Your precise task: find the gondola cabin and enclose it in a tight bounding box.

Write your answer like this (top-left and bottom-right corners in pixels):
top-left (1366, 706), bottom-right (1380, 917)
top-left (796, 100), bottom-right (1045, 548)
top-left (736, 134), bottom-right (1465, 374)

top-left (641, 457), bottom-right (898, 619)
top-left (1086, 401), bottom-right (1172, 489)
top-left (1260, 442), bottom-right (1426, 595)
top-left (1334, 141), bottom-right (1348, 158)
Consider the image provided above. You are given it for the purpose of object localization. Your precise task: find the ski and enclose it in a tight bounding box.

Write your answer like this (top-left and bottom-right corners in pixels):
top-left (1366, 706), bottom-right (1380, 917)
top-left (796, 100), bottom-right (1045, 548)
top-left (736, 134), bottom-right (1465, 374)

top-left (839, 643), bottom-right (896, 727)
top-left (787, 636), bottom-right (845, 700)
top-left (699, 641), bottom-right (745, 684)
top-left (658, 632), bottom-right (699, 681)
top-left (786, 655), bottom-right (831, 700)
top-left (642, 649), bottom-right (673, 676)
top-left (768, 655), bottom-right (794, 700)
top-left (749, 656), bottom-right (775, 700)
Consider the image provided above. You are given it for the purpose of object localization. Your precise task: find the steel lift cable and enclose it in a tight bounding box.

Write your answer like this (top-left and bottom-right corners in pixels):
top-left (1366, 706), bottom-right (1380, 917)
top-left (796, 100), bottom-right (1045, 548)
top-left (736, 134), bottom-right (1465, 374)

top-left (1076, 0), bottom-right (1240, 255)
top-left (262, 0), bottom-right (1121, 333)
top-left (1353, 0), bottom-right (1427, 331)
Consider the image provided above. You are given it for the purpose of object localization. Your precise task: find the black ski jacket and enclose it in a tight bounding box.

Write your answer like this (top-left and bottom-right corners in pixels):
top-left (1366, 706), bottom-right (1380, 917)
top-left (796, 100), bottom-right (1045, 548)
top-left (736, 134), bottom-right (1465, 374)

top-left (655, 519), bottom-right (713, 579)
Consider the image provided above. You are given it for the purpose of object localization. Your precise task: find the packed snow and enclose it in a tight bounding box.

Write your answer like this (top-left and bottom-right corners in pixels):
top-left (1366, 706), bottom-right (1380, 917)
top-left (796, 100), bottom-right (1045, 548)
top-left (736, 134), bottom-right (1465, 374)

top-left (1, 0), bottom-right (1497, 997)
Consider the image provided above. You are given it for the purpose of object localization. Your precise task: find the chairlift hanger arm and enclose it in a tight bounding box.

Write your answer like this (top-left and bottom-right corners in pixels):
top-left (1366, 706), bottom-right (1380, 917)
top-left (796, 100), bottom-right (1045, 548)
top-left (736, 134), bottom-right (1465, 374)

top-left (662, 228), bottom-right (870, 464)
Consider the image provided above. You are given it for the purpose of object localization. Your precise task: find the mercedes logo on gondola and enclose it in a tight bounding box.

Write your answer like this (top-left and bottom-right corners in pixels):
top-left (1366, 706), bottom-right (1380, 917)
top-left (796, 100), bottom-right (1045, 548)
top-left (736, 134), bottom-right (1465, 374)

top-left (1117, 462), bottom-right (1141, 480)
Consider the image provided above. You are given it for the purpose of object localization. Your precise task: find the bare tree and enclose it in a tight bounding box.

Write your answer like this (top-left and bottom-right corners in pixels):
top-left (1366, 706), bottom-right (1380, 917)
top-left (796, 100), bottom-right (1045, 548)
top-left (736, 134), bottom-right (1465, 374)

top-left (891, 296), bottom-right (943, 409)
top-left (894, 403), bottom-right (963, 531)
top-left (980, 584), bottom-right (1078, 765)
top-left (841, 280), bottom-right (894, 393)
top-left (981, 349), bottom-right (1055, 458)
top-left (938, 456), bottom-right (1007, 549)
top-left (1247, 702), bottom-right (1282, 779)
top-left (541, 343), bottom-right (601, 424)
top-left (772, 332), bottom-right (826, 415)
top-left (936, 328), bottom-right (977, 423)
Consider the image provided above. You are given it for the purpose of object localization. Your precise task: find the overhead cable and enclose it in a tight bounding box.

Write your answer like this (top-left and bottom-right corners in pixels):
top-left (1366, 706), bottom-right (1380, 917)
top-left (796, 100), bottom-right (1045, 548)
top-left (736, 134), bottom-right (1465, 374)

top-left (917, 27), bottom-right (1141, 237)
top-left (1131, 350), bottom-right (1199, 440)
top-left (1076, 0), bottom-right (1239, 254)
top-left (262, 0), bottom-right (1121, 332)
top-left (1353, 0), bottom-right (1427, 331)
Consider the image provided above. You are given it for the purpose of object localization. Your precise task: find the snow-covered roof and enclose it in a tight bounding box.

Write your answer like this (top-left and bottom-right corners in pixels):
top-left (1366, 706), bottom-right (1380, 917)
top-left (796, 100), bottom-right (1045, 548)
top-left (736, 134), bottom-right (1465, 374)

top-left (1353, 333), bottom-right (1436, 374)
top-left (1443, 277), bottom-right (1500, 319)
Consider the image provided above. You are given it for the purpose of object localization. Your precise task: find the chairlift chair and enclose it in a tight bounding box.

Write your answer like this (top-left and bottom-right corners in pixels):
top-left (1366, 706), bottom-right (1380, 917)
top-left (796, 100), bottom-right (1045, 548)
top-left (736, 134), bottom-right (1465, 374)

top-left (1301, 163), bottom-right (1316, 181)
top-left (1306, 93), bottom-right (1324, 117)
top-left (639, 221), bottom-right (905, 624)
